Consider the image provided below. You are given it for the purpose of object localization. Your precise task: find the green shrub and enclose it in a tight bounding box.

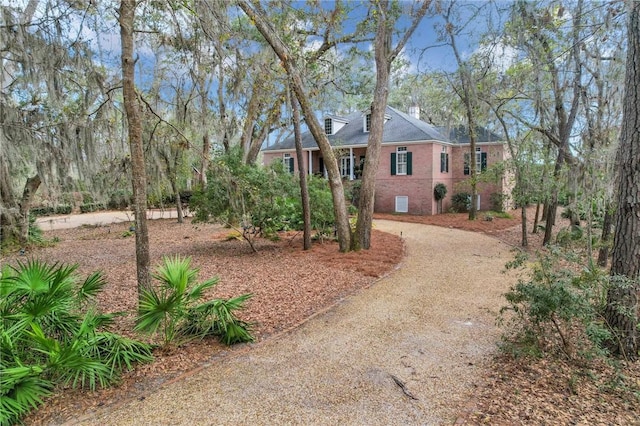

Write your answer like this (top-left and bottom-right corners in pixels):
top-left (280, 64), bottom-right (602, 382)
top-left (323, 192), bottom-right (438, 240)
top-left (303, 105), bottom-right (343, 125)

top-left (451, 192), bottom-right (471, 213)
top-left (0, 261), bottom-right (153, 425)
top-left (54, 205), bottom-right (72, 215)
top-left (499, 248), bottom-right (611, 360)
top-left (192, 148), bottom-right (336, 248)
top-left (346, 180), bottom-right (362, 208)
top-left (30, 206), bottom-right (55, 217)
top-left (107, 190), bottom-right (131, 210)
top-left (135, 255), bottom-right (253, 348)
top-left (434, 183), bottom-right (447, 201)
top-left (80, 203), bottom-right (106, 213)
top-left (490, 192), bottom-right (507, 212)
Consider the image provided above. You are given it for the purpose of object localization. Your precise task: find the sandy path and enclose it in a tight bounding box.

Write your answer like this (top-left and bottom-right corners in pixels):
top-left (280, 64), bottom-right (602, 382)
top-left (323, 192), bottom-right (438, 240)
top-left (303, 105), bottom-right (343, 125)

top-left (72, 220), bottom-right (516, 425)
top-left (36, 209), bottom-right (180, 230)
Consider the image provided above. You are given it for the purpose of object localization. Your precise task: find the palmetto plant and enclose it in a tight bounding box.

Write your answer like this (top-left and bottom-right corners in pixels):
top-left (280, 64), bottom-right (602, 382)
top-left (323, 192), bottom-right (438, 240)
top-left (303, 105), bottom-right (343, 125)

top-left (135, 255), bottom-right (253, 347)
top-left (0, 260), bottom-right (153, 426)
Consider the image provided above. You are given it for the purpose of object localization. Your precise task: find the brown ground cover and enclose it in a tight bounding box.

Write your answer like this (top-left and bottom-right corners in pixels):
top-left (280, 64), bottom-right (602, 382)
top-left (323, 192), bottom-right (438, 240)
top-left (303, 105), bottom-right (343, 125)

top-left (5, 208), bottom-right (639, 425)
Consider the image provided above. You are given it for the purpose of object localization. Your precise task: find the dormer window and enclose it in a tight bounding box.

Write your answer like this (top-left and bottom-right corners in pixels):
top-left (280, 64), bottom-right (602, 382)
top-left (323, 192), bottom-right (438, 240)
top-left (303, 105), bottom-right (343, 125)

top-left (363, 111), bottom-right (389, 132)
top-left (324, 118), bottom-right (333, 135)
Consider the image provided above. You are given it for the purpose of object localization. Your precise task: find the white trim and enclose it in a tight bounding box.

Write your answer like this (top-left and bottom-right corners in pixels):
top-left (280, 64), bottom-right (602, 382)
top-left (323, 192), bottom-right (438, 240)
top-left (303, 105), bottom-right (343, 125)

top-left (349, 148), bottom-right (354, 180)
top-left (396, 146), bottom-right (408, 176)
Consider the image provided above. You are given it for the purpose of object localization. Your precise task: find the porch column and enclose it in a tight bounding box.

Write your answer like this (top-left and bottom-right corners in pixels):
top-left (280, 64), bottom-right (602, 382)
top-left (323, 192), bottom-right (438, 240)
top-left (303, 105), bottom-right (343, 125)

top-left (349, 147), bottom-right (354, 180)
top-left (308, 150), bottom-right (312, 175)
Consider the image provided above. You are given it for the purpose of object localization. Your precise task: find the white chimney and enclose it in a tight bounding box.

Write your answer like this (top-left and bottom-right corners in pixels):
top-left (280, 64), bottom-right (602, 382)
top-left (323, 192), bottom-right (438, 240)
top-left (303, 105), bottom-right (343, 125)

top-left (409, 104), bottom-right (420, 120)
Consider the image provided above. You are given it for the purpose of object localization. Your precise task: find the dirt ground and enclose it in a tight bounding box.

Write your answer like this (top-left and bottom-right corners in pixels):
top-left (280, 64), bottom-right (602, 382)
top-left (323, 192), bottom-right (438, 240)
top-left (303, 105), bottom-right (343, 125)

top-left (6, 208), bottom-right (640, 425)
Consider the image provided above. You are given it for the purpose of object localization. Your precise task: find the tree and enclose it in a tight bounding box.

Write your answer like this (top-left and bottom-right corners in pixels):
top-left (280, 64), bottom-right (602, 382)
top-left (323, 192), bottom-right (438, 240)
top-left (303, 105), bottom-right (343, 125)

top-left (503, 0), bottom-right (585, 245)
top-left (442, 0), bottom-right (485, 221)
top-left (236, 0), bottom-right (354, 252)
top-left (354, 0), bottom-right (429, 250)
top-left (290, 83), bottom-right (312, 250)
top-left (120, 0), bottom-right (151, 291)
top-left (1, 1), bottom-right (131, 247)
top-left (604, 0), bottom-right (640, 360)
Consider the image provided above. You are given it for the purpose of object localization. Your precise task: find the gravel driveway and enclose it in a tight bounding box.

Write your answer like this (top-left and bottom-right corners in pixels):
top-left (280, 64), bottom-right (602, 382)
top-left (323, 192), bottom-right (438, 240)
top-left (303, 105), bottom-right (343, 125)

top-left (72, 220), bottom-right (516, 425)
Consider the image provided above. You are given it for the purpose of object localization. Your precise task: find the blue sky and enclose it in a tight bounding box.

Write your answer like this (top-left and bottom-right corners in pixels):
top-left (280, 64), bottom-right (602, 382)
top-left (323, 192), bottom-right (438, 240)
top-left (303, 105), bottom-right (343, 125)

top-left (3, 0), bottom-right (501, 74)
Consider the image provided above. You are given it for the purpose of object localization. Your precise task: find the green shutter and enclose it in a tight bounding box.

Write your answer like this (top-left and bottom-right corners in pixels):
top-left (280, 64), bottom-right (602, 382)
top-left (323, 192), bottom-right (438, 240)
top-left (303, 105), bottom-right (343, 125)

top-left (407, 152), bottom-right (412, 175)
top-left (289, 157), bottom-right (294, 173)
top-left (481, 152), bottom-right (487, 171)
top-left (391, 153), bottom-right (396, 175)
top-left (464, 153), bottom-right (470, 175)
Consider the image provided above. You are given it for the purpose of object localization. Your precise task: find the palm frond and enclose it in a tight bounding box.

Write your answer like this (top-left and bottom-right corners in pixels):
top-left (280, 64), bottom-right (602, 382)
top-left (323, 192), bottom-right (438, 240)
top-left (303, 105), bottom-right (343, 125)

top-left (187, 277), bottom-right (219, 301)
top-left (153, 255), bottom-right (198, 295)
top-left (77, 271), bottom-right (107, 302)
top-left (0, 365), bottom-right (52, 426)
top-left (88, 332), bottom-right (153, 375)
top-left (48, 343), bottom-right (111, 390)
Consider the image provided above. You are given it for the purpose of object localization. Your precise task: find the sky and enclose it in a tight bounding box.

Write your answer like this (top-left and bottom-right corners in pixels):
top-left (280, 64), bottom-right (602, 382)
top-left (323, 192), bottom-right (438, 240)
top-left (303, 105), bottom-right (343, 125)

top-left (2, 0), bottom-right (505, 73)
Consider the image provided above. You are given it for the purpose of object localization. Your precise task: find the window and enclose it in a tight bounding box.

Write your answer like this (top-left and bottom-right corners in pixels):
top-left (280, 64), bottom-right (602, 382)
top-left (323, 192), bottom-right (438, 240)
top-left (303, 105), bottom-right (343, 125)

top-left (463, 149), bottom-right (487, 175)
top-left (283, 153), bottom-right (294, 173)
top-left (395, 196), bottom-right (409, 213)
top-left (440, 147), bottom-right (449, 173)
top-left (324, 118), bottom-right (332, 135)
top-left (396, 147), bottom-right (407, 175)
top-left (339, 156), bottom-right (351, 178)
top-left (391, 147), bottom-right (412, 176)
top-left (364, 113), bottom-right (371, 132)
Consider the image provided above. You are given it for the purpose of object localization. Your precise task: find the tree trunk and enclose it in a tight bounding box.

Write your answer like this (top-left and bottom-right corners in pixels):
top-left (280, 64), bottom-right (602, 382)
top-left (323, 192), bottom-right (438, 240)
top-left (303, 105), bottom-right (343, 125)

top-left (520, 204), bottom-right (528, 248)
top-left (0, 143), bottom-right (18, 247)
top-left (120, 0), bottom-right (151, 292)
top-left (17, 174), bottom-right (41, 245)
top-left (172, 179), bottom-right (184, 224)
top-left (200, 131), bottom-right (210, 187)
top-left (532, 202), bottom-right (541, 234)
top-left (543, 147), bottom-right (565, 245)
top-left (604, 0), bottom-right (640, 360)
top-left (290, 86), bottom-right (311, 250)
top-left (355, 5), bottom-right (392, 251)
top-left (597, 204), bottom-right (614, 267)
top-left (355, 0), bottom-right (428, 249)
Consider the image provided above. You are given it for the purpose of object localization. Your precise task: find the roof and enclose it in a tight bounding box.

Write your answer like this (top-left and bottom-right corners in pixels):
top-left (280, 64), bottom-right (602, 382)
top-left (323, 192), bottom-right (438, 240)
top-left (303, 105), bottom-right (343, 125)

top-left (262, 105), bottom-right (501, 151)
top-left (436, 125), bottom-right (503, 144)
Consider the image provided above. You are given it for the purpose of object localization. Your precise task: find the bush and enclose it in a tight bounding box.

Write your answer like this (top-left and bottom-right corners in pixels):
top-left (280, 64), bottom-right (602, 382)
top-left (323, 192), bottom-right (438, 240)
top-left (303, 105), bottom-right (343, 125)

top-left (434, 183), bottom-right (447, 201)
top-left (30, 206), bottom-right (55, 217)
top-left (346, 180), bottom-right (362, 208)
top-left (307, 176), bottom-right (336, 239)
top-left (28, 205), bottom-right (71, 217)
top-left (451, 192), bottom-right (471, 213)
top-left (107, 190), bottom-right (131, 210)
top-left (0, 261), bottom-right (153, 425)
top-left (135, 255), bottom-right (253, 347)
top-left (80, 203), bottom-right (106, 213)
top-left (191, 147), bottom-right (336, 248)
top-left (490, 192), bottom-right (507, 213)
top-left (55, 205), bottom-right (72, 215)
top-left (499, 248), bottom-right (610, 360)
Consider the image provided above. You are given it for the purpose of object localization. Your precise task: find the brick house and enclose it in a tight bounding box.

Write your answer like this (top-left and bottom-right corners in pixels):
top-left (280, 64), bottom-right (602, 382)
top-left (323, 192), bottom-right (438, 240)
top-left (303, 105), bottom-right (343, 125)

top-left (262, 105), bottom-right (511, 215)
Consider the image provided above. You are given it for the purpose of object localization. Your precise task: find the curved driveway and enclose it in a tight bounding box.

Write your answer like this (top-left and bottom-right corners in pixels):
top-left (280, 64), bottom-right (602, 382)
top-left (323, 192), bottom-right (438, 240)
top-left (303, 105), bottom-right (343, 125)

top-left (74, 220), bottom-right (515, 426)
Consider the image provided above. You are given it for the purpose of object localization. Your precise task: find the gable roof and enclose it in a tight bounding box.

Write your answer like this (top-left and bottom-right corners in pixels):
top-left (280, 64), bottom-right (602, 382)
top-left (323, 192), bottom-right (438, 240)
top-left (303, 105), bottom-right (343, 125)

top-left (263, 105), bottom-right (501, 151)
